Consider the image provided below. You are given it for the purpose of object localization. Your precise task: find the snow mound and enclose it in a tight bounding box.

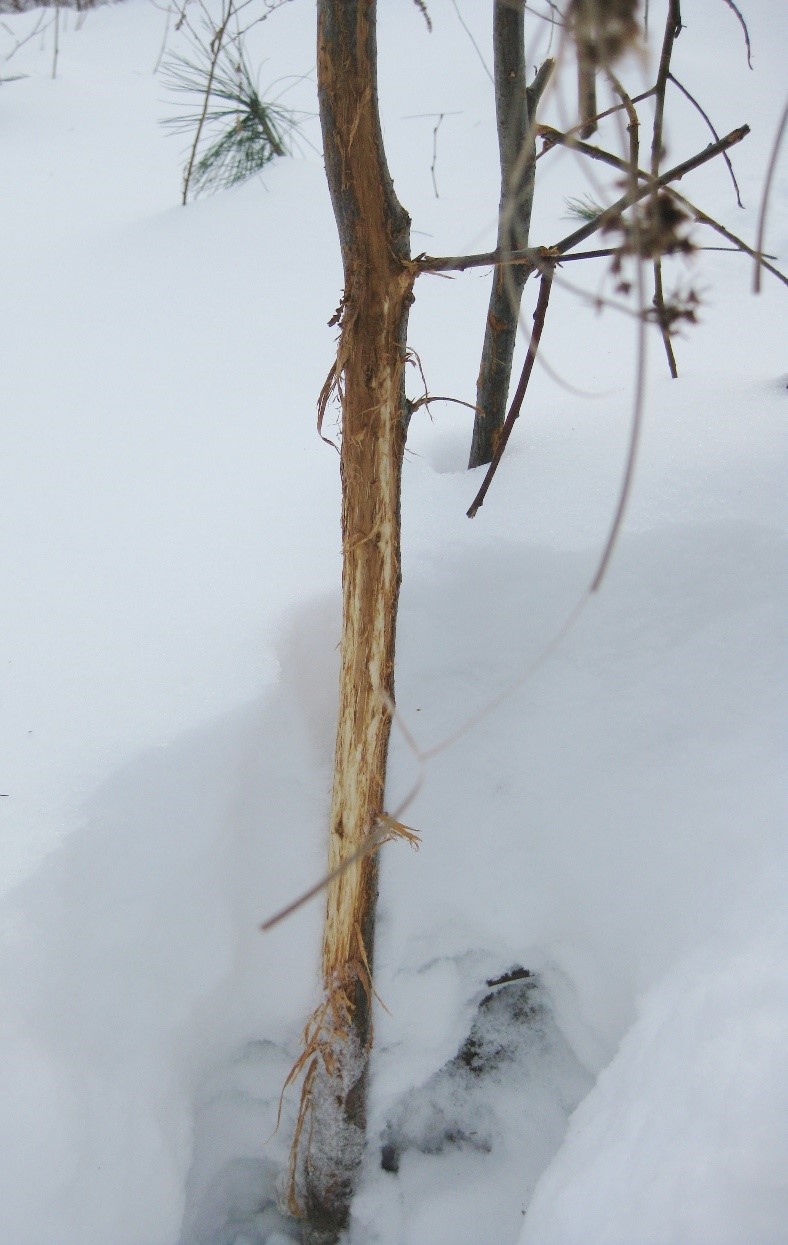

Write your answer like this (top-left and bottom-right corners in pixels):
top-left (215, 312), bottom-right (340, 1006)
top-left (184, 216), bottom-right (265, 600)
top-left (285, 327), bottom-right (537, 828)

top-left (521, 913), bottom-right (788, 1245)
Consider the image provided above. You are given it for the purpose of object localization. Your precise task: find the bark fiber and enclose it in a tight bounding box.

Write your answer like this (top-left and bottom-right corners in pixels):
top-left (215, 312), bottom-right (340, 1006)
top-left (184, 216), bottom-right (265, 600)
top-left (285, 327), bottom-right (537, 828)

top-left (291, 3), bottom-right (413, 1241)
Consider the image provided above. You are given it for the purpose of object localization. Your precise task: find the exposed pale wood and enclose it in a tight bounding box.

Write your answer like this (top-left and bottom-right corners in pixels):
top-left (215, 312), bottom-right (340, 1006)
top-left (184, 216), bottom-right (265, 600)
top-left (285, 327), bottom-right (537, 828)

top-left (290, 4), bottom-right (413, 1241)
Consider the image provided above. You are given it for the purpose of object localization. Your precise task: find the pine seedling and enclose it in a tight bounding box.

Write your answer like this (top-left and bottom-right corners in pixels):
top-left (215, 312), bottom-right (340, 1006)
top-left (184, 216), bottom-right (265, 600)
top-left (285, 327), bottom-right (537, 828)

top-left (563, 193), bottom-right (606, 222)
top-left (163, 34), bottom-right (299, 201)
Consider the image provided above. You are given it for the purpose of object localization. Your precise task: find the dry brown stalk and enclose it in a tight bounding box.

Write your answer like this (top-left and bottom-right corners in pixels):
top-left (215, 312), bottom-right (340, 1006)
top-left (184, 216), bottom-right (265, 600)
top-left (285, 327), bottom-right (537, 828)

top-left (753, 97), bottom-right (788, 294)
top-left (649, 0), bottom-right (681, 375)
top-left (467, 265), bottom-right (555, 518)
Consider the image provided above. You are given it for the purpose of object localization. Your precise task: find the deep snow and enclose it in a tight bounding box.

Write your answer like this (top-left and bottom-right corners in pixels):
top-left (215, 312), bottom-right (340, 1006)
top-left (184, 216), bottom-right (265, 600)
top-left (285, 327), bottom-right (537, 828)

top-left (1, 2), bottom-right (786, 1243)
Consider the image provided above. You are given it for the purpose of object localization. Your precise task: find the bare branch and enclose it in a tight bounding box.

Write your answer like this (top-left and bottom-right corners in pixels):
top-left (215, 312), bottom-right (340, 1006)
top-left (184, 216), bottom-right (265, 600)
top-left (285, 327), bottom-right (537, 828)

top-left (559, 129), bottom-right (750, 250)
top-left (590, 252), bottom-right (648, 592)
top-left (411, 0), bottom-right (432, 32)
top-left (467, 267), bottom-right (554, 518)
top-left (667, 186), bottom-right (788, 290)
top-left (407, 394), bottom-right (480, 417)
top-left (1, 9), bottom-right (49, 62)
top-left (449, 0), bottom-right (493, 83)
top-left (668, 72), bottom-right (743, 207)
top-left (528, 125), bottom-right (787, 287)
top-left (538, 123), bottom-right (632, 172)
top-left (753, 97), bottom-right (788, 293)
top-left (650, 1), bottom-right (681, 376)
top-left (261, 824), bottom-right (384, 933)
top-left (536, 86), bottom-right (655, 154)
top-left (651, 0), bottom-right (681, 178)
top-left (180, 0), bottom-right (234, 205)
top-left (418, 125), bottom-right (751, 275)
top-left (526, 57), bottom-right (555, 116)
top-left (652, 259), bottom-right (677, 376)
top-left (431, 113), bottom-right (444, 198)
top-left (152, 3), bottom-right (172, 75)
top-left (719, 0), bottom-right (752, 69)
top-left (606, 70), bottom-right (639, 183)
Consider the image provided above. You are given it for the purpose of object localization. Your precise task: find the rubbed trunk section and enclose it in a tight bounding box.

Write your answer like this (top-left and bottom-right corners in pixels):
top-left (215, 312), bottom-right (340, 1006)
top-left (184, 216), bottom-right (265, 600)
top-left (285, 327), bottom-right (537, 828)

top-left (469, 2), bottom-right (539, 469)
top-left (289, 3), bottom-right (413, 1241)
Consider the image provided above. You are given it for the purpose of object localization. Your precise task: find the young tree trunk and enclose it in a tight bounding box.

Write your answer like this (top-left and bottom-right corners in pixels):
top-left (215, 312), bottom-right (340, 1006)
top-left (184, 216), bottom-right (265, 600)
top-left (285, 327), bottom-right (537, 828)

top-left (289, 3), bottom-right (413, 1241)
top-left (468, 2), bottom-right (538, 470)
top-left (577, 60), bottom-right (598, 139)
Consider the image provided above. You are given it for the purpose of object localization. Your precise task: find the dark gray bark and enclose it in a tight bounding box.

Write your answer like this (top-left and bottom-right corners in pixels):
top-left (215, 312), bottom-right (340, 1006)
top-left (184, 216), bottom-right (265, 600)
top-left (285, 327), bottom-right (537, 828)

top-left (578, 59), bottom-right (598, 138)
top-left (468, 5), bottom-right (546, 469)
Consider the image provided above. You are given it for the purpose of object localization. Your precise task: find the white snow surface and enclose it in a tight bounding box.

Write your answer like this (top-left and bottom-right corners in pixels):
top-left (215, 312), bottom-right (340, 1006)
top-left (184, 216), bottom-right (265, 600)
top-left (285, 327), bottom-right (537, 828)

top-left (1, 2), bottom-right (786, 1243)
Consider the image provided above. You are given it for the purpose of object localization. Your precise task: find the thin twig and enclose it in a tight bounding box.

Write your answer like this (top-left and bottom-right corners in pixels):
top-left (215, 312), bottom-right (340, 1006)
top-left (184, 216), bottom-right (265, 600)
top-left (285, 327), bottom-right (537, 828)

top-left (555, 245), bottom-right (769, 262)
top-left (753, 97), bottom-right (788, 294)
top-left (431, 113), bottom-right (444, 198)
top-left (650, 1), bottom-right (681, 376)
top-left (539, 123), bottom-right (632, 172)
top-left (467, 267), bottom-right (554, 518)
top-left (52, 0), bottom-right (60, 80)
top-left (153, 2), bottom-right (172, 75)
top-left (418, 125), bottom-right (750, 275)
top-left (260, 829), bottom-right (384, 932)
top-left (652, 260), bottom-right (677, 376)
top-left (449, 0), bottom-right (493, 83)
top-left (412, 0), bottom-right (432, 31)
top-left (408, 394), bottom-right (480, 417)
top-left (261, 810), bottom-right (419, 933)
top-left (667, 186), bottom-right (788, 289)
top-left (525, 124), bottom-right (788, 288)
top-left (719, 0), bottom-right (752, 69)
top-left (591, 251), bottom-right (648, 592)
top-left (590, 75), bottom-right (650, 595)
top-left (550, 246), bottom-right (619, 261)
top-left (606, 71), bottom-right (639, 183)
top-left (668, 72), bottom-right (742, 207)
top-left (180, 0), bottom-right (234, 205)
top-left (2, 10), bottom-right (49, 61)
top-left (526, 58), bottom-right (556, 118)
top-left (526, 1), bottom-right (565, 32)
top-left (535, 87), bottom-right (656, 159)
top-left (651, 0), bottom-right (681, 176)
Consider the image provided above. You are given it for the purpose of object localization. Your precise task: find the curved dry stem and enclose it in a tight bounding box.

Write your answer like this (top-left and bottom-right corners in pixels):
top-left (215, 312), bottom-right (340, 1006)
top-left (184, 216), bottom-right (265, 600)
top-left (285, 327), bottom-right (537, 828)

top-left (449, 0), bottom-right (493, 83)
top-left (668, 72), bottom-right (743, 207)
top-left (408, 394), bottom-right (482, 418)
top-left (467, 267), bottom-right (555, 518)
top-left (719, 0), bottom-right (752, 69)
top-left (260, 813), bottom-right (419, 934)
top-left (591, 258), bottom-right (647, 592)
top-left (753, 96), bottom-right (788, 294)
top-left (179, 0), bottom-right (234, 205)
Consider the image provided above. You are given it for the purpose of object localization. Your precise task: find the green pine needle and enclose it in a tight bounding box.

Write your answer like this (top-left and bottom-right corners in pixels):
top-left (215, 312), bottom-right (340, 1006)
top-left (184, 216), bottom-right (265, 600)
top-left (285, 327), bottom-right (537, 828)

top-left (162, 36), bottom-right (299, 199)
top-left (563, 194), bottom-right (605, 223)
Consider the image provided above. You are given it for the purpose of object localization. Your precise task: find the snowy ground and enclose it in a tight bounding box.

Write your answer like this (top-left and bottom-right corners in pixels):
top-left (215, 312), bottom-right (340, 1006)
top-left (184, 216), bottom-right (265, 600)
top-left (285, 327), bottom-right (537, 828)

top-left (1, 2), bottom-right (786, 1243)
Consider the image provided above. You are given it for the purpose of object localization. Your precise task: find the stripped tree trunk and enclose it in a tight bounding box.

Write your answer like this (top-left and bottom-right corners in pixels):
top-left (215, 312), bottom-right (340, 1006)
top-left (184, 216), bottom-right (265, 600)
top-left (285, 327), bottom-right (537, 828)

top-left (468, 2), bottom-right (540, 470)
top-left (288, 3), bottom-right (413, 1241)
